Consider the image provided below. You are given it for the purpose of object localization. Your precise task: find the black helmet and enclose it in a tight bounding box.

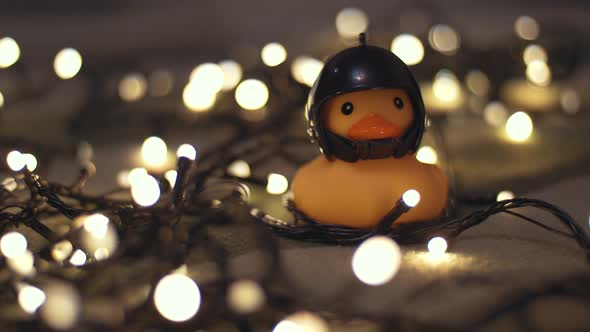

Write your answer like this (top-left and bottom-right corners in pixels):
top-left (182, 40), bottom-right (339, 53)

top-left (306, 34), bottom-right (426, 162)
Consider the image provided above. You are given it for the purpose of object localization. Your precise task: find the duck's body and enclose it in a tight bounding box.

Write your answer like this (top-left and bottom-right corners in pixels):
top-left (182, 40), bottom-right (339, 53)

top-left (292, 155), bottom-right (448, 228)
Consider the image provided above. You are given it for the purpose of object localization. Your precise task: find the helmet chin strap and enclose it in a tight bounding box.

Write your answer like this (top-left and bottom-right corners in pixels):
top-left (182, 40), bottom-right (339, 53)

top-left (323, 130), bottom-right (410, 162)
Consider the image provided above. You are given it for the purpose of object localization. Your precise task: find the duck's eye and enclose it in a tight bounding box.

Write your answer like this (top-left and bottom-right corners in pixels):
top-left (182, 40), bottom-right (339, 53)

top-left (341, 102), bottom-right (354, 115)
top-left (393, 97), bottom-right (404, 110)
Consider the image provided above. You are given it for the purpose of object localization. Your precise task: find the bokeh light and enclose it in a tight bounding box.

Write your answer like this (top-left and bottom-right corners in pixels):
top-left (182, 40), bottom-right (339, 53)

top-left (433, 70), bottom-right (461, 102)
top-left (141, 136), bottom-right (168, 168)
top-left (427, 237), bottom-right (448, 257)
top-left (227, 160), bottom-right (251, 178)
top-left (40, 283), bottom-right (80, 330)
top-left (131, 174), bottom-right (161, 207)
top-left (402, 189), bottom-right (421, 207)
top-left (119, 73), bottom-right (148, 102)
top-left (272, 311), bottom-right (329, 332)
top-left (54, 48), bottom-right (83, 80)
top-left (176, 144), bottom-right (197, 160)
top-left (190, 63), bottom-right (224, 93)
top-left (335, 8), bottom-right (369, 39)
top-left (416, 146), bottom-right (438, 164)
top-left (465, 70), bottom-right (490, 97)
top-left (0, 37), bottom-right (20, 68)
top-left (514, 15), bottom-right (539, 40)
top-left (235, 79), bottom-right (269, 110)
top-left (154, 273), bottom-right (201, 322)
top-left (560, 88), bottom-right (581, 114)
top-left (505, 111), bottom-right (533, 142)
top-left (523, 44), bottom-right (547, 65)
top-left (428, 24), bottom-right (460, 55)
top-left (266, 173), bottom-right (288, 195)
top-left (1, 232), bottom-right (27, 259)
top-left (2, 177), bottom-right (17, 192)
top-left (165, 170), bottom-right (177, 188)
top-left (352, 236), bottom-right (402, 286)
top-left (291, 56), bottom-right (323, 87)
top-left (183, 82), bottom-right (217, 112)
top-left (497, 190), bottom-right (515, 201)
top-left (52, 240), bottom-right (74, 262)
top-left (18, 284), bottom-right (46, 314)
top-left (526, 60), bottom-right (551, 86)
top-left (22, 153), bottom-right (37, 171)
top-left (219, 60), bottom-right (243, 91)
top-left (69, 249), bottom-right (87, 266)
top-left (6, 150), bottom-right (26, 171)
top-left (227, 279), bottom-right (265, 314)
top-left (483, 101), bottom-right (509, 127)
top-left (391, 34), bottom-right (424, 66)
top-left (261, 42), bottom-right (287, 67)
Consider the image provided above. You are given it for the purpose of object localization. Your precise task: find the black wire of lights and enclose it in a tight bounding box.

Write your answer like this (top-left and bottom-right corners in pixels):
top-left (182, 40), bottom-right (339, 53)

top-left (0, 9), bottom-right (589, 332)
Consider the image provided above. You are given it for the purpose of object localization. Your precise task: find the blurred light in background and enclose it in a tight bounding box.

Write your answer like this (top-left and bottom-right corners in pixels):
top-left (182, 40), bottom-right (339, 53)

top-left (0, 91), bottom-right (4, 108)
top-left (148, 70), bottom-right (174, 97)
top-left (514, 15), bottom-right (539, 40)
top-left (483, 101), bottom-right (509, 127)
top-left (18, 284), bottom-right (46, 314)
top-left (21, 153), bottom-right (37, 171)
top-left (505, 111), bottom-right (533, 142)
top-left (227, 279), bottom-right (265, 314)
top-left (416, 145), bottom-right (438, 164)
top-left (266, 173), bottom-right (288, 195)
top-left (176, 144), bottom-right (197, 160)
top-left (335, 8), bottom-right (369, 39)
top-left (352, 236), bottom-right (402, 286)
top-left (261, 43), bottom-right (287, 67)
top-left (428, 24), bottom-right (460, 55)
top-left (391, 34), bottom-right (424, 65)
top-left (465, 70), bottom-right (490, 97)
top-left (183, 82), bottom-right (217, 112)
top-left (69, 249), bottom-right (87, 266)
top-left (119, 73), bottom-right (148, 102)
top-left (1, 232), bottom-right (27, 259)
top-left (427, 237), bottom-right (448, 257)
top-left (0, 37), bottom-right (20, 68)
top-left (526, 60), bottom-right (551, 86)
top-left (432, 70), bottom-right (461, 102)
top-left (127, 167), bottom-right (148, 187)
top-left (235, 79), bottom-right (269, 110)
top-left (560, 89), bottom-right (580, 114)
top-left (291, 56), bottom-right (323, 87)
top-left (497, 190), bottom-right (515, 201)
top-left (141, 136), bottom-right (168, 168)
top-left (54, 48), bottom-right (83, 80)
top-left (2, 177), bottom-right (17, 192)
top-left (523, 44), bottom-right (547, 65)
top-left (227, 160), bottom-right (251, 178)
top-left (190, 63), bottom-right (224, 93)
top-left (40, 283), bottom-right (80, 330)
top-left (131, 174), bottom-right (161, 207)
top-left (154, 274), bottom-right (201, 322)
top-left (165, 170), bottom-right (177, 188)
top-left (51, 240), bottom-right (73, 262)
top-left (272, 312), bottom-right (329, 332)
top-left (6, 150), bottom-right (26, 171)
top-left (219, 60), bottom-right (243, 91)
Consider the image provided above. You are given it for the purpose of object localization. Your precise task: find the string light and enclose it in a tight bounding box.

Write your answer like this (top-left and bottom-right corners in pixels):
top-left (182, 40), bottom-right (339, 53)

top-left (183, 81), bottom-right (217, 112)
top-left (526, 60), bottom-right (551, 86)
top-left (77, 141), bottom-right (93, 163)
top-left (190, 63), bottom-right (224, 94)
top-left (141, 136), bottom-right (168, 168)
top-left (227, 279), bottom-right (265, 314)
top-left (402, 189), bottom-right (421, 207)
top-left (505, 111), bottom-right (533, 142)
top-left (560, 88), bottom-right (581, 114)
top-left (7, 250), bottom-right (35, 276)
top-left (165, 170), bottom-right (177, 188)
top-left (416, 145), bottom-right (438, 164)
top-left (117, 170), bottom-right (131, 188)
top-left (391, 34), bottom-right (424, 66)
top-left (51, 240), bottom-right (74, 262)
top-left (261, 42), bottom-right (287, 67)
top-left (219, 60), bottom-right (243, 91)
top-left (352, 236), bottom-right (402, 286)
top-left (227, 160), bottom-right (251, 178)
top-left (6, 150), bottom-right (26, 171)
top-left (465, 70), bottom-right (490, 97)
top-left (427, 237), bottom-right (448, 257)
top-left (82, 213), bottom-right (110, 239)
top-left (94, 248), bottom-right (111, 261)
top-left (0, 37), bottom-right (20, 68)
top-left (483, 101), bottom-right (509, 127)
top-left (131, 174), bottom-right (161, 207)
top-left (291, 56), bottom-right (323, 87)
top-left (118, 73), bottom-right (148, 102)
top-left (335, 8), bottom-right (369, 39)
top-left (0, 91), bottom-right (4, 108)
top-left (1, 232), bottom-right (27, 259)
top-left (18, 284), bottom-right (46, 314)
top-left (22, 153), bottom-right (37, 171)
top-left (514, 15), bottom-right (539, 40)
top-left (523, 44), bottom-right (547, 65)
top-left (176, 143), bottom-right (197, 160)
top-left (497, 190), bottom-right (515, 201)
top-left (40, 283), bottom-right (80, 330)
top-left (273, 312), bottom-right (329, 332)
top-left (69, 249), bottom-right (87, 266)
top-left (2, 177), bottom-right (17, 192)
top-left (127, 167), bottom-right (148, 187)
top-left (235, 79), bottom-right (269, 110)
top-left (154, 273), bottom-right (201, 322)
top-left (428, 24), bottom-right (460, 55)
top-left (53, 48), bottom-right (83, 80)
top-left (266, 173), bottom-right (288, 195)
top-left (432, 69), bottom-right (461, 102)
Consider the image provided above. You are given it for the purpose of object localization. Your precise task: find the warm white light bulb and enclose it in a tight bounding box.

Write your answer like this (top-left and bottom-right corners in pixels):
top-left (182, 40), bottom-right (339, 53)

top-left (465, 70), bottom-right (490, 97)
top-left (18, 284), bottom-right (46, 314)
top-left (391, 34), bottom-right (424, 66)
top-left (183, 82), bottom-right (217, 112)
top-left (273, 311), bottom-right (329, 332)
top-left (21, 153), bottom-right (37, 171)
top-left (165, 170), bottom-right (178, 188)
top-left (0, 37), bottom-right (20, 68)
top-left (432, 70), bottom-right (461, 102)
top-left (427, 237), bottom-right (448, 256)
top-left (496, 190), bottom-right (515, 201)
top-left (514, 16), bottom-right (539, 40)
top-left (483, 101), bottom-right (509, 127)
top-left (118, 73), bottom-right (147, 102)
top-left (176, 144), bottom-right (197, 160)
top-left (127, 167), bottom-right (148, 187)
top-left (1, 232), bottom-right (27, 259)
top-left (505, 111), bottom-right (533, 142)
top-left (69, 249), bottom-right (87, 266)
top-left (523, 44), bottom-right (547, 65)
top-left (235, 79), bottom-right (269, 110)
top-left (83, 213), bottom-right (110, 239)
top-left (227, 279), bottom-right (265, 314)
top-left (416, 146), bottom-right (438, 164)
top-left (402, 189), bottom-right (421, 207)
top-left (41, 283), bottom-right (80, 330)
top-left (291, 56), bottom-right (323, 87)
top-left (335, 8), bottom-right (369, 39)
top-left (261, 43), bottom-right (287, 67)
top-left (154, 274), bottom-right (201, 322)
top-left (352, 236), bottom-right (402, 286)
top-left (526, 60), bottom-right (551, 86)
top-left (54, 48), bottom-right (82, 80)
top-left (227, 160), bottom-right (251, 178)
top-left (428, 24), bottom-right (460, 55)
top-left (6, 150), bottom-right (26, 171)
top-left (141, 136), bottom-right (168, 168)
top-left (190, 63), bottom-right (224, 94)
top-left (52, 241), bottom-right (74, 262)
top-left (266, 173), bottom-right (289, 195)
top-left (219, 60), bottom-right (243, 90)
top-left (131, 174), bottom-right (161, 207)
top-left (7, 250), bottom-right (35, 276)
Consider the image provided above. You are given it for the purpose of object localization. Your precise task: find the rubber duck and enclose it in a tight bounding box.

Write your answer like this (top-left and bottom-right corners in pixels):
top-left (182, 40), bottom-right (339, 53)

top-left (292, 34), bottom-right (448, 229)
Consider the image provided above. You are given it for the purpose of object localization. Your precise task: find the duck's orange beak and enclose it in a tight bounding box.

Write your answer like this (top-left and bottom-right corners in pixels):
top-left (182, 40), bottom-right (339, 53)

top-left (347, 113), bottom-right (402, 140)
